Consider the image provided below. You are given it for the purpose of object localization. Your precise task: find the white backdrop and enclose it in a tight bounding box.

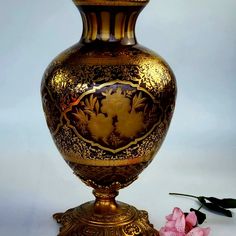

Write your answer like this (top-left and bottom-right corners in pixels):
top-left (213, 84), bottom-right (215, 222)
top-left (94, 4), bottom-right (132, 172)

top-left (0, 0), bottom-right (236, 235)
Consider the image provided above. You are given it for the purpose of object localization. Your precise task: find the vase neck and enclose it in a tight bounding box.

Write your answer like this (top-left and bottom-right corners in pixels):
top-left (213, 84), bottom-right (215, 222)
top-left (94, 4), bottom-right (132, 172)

top-left (75, 2), bottom-right (148, 45)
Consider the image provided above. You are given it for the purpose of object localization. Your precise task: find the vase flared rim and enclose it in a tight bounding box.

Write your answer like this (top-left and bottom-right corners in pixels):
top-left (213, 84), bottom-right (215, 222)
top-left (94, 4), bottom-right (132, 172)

top-left (73, 0), bottom-right (149, 6)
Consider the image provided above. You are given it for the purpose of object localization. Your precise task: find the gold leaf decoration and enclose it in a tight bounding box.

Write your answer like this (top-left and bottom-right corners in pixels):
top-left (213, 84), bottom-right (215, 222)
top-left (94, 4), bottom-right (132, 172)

top-left (66, 82), bottom-right (161, 151)
top-left (73, 109), bottom-right (88, 124)
top-left (132, 92), bottom-right (146, 110)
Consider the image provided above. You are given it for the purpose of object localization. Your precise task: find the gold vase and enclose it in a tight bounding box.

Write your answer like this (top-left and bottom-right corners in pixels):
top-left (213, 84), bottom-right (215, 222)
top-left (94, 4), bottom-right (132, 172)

top-left (41, 0), bottom-right (177, 235)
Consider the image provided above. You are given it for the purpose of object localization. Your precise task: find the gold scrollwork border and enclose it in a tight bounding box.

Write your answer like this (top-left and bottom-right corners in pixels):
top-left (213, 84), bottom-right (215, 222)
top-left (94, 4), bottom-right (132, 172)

top-left (61, 80), bottom-right (160, 154)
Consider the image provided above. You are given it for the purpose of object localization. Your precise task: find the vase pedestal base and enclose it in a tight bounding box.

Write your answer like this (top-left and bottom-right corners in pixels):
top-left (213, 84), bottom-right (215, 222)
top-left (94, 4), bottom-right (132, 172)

top-left (53, 201), bottom-right (158, 236)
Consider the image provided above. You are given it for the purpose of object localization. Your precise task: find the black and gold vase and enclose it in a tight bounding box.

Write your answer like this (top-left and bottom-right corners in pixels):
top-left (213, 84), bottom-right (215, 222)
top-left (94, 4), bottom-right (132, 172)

top-left (41, 0), bottom-right (177, 235)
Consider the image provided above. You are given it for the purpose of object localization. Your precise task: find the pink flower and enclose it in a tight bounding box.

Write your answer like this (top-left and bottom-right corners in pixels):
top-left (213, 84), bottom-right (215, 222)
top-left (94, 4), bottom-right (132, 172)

top-left (159, 208), bottom-right (210, 236)
top-left (187, 227), bottom-right (211, 236)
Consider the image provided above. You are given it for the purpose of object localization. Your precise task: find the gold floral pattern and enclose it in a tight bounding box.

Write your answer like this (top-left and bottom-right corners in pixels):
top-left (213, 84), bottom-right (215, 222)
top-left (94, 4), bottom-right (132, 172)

top-left (65, 82), bottom-right (161, 152)
top-left (41, 48), bottom-right (176, 168)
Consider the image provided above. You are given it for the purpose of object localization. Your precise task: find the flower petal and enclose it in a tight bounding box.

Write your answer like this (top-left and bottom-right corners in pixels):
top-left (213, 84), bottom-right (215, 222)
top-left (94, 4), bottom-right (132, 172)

top-left (187, 227), bottom-right (211, 236)
top-left (175, 214), bottom-right (186, 233)
top-left (166, 208), bottom-right (184, 221)
top-left (166, 219), bottom-right (177, 227)
top-left (159, 227), bottom-right (185, 236)
top-left (186, 211), bottom-right (197, 227)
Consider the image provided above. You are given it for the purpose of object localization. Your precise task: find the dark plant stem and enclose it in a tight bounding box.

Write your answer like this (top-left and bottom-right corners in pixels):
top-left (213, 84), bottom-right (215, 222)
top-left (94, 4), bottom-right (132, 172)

top-left (198, 205), bottom-right (203, 211)
top-left (169, 193), bottom-right (199, 199)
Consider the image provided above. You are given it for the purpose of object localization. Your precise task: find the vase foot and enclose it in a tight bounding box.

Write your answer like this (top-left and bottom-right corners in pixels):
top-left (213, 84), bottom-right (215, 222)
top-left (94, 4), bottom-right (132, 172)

top-left (53, 201), bottom-right (159, 236)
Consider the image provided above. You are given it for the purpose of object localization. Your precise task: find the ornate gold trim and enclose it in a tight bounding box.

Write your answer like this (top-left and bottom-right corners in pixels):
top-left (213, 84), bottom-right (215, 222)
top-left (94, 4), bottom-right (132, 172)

top-left (53, 201), bottom-right (158, 236)
top-left (62, 80), bottom-right (160, 154)
top-left (66, 123), bottom-right (159, 154)
top-left (63, 150), bottom-right (154, 166)
top-left (73, 0), bottom-right (149, 6)
top-left (65, 80), bottom-right (156, 109)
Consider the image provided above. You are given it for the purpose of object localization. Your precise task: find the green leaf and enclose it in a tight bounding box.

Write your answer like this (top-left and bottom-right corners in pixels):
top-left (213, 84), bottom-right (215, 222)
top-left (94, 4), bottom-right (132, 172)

top-left (190, 208), bottom-right (206, 225)
top-left (198, 197), bottom-right (232, 217)
top-left (206, 197), bottom-right (236, 209)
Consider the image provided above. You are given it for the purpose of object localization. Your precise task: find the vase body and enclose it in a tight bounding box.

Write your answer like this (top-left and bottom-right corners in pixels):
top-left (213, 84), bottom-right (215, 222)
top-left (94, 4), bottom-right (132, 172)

top-left (41, 0), bottom-right (177, 235)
